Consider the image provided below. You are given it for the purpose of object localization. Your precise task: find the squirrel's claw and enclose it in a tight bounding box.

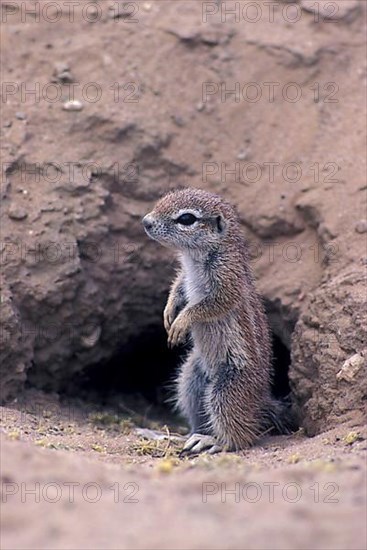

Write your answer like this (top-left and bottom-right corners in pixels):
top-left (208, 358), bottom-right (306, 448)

top-left (163, 304), bottom-right (175, 334)
top-left (181, 433), bottom-right (223, 455)
top-left (167, 312), bottom-right (189, 348)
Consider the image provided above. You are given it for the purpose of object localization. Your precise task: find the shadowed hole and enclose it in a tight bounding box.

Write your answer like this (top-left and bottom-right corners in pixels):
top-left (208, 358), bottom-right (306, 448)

top-left (271, 333), bottom-right (292, 399)
top-left (76, 326), bottom-right (292, 406)
top-left (75, 326), bottom-right (181, 407)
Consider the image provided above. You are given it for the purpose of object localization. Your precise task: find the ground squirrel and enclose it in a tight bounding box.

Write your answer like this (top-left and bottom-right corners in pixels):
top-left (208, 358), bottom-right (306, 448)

top-left (143, 188), bottom-right (293, 454)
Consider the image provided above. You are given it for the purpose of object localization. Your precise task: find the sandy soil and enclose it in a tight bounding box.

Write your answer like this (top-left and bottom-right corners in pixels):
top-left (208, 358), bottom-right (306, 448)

top-left (1, 389), bottom-right (366, 550)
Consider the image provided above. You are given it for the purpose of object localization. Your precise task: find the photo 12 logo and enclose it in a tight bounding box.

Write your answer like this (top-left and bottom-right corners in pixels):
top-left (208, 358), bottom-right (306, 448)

top-left (1, 81), bottom-right (140, 105)
top-left (202, 161), bottom-right (340, 185)
top-left (202, 82), bottom-right (339, 104)
top-left (1, 2), bottom-right (140, 24)
top-left (1, 481), bottom-right (140, 504)
top-left (1, 161), bottom-right (140, 187)
top-left (202, 2), bottom-right (341, 24)
top-left (202, 481), bottom-right (339, 503)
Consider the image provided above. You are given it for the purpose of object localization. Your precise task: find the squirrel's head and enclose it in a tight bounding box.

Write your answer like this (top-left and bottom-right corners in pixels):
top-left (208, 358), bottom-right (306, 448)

top-left (142, 188), bottom-right (237, 253)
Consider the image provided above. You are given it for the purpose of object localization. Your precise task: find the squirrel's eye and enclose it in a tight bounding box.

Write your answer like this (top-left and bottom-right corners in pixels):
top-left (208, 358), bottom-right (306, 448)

top-left (175, 213), bottom-right (197, 226)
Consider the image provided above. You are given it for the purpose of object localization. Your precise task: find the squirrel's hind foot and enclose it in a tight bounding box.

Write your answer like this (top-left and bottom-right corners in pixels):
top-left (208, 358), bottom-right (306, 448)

top-left (180, 433), bottom-right (223, 456)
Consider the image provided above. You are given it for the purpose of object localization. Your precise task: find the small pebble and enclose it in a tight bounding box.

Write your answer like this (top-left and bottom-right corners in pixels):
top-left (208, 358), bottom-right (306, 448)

top-left (15, 112), bottom-right (26, 120)
top-left (109, 4), bottom-right (135, 19)
top-left (54, 62), bottom-right (69, 73)
top-left (237, 150), bottom-right (248, 160)
top-left (53, 62), bottom-right (73, 83)
top-left (59, 71), bottom-right (73, 83)
top-left (8, 205), bottom-right (28, 221)
top-left (355, 220), bottom-right (367, 234)
top-left (337, 353), bottom-right (365, 382)
top-left (62, 100), bottom-right (83, 112)
top-left (172, 115), bottom-right (185, 127)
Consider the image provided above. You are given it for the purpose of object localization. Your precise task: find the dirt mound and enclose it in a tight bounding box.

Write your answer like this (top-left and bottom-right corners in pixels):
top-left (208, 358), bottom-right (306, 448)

top-left (1, 1), bottom-right (366, 431)
top-left (291, 268), bottom-right (366, 435)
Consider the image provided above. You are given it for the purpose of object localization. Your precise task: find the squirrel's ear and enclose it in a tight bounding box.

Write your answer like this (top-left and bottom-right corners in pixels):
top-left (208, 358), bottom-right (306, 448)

top-left (216, 215), bottom-right (227, 234)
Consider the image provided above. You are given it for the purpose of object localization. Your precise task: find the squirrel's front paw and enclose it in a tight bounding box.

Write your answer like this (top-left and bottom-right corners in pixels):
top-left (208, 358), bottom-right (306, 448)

top-left (163, 301), bottom-right (177, 334)
top-left (167, 312), bottom-right (190, 348)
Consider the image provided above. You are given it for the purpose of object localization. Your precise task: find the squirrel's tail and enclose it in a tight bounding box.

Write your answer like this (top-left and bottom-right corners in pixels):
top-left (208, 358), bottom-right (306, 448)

top-left (264, 395), bottom-right (298, 435)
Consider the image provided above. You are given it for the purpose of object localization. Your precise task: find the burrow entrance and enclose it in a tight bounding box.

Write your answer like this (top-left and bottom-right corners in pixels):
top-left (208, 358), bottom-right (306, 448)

top-left (76, 323), bottom-right (292, 409)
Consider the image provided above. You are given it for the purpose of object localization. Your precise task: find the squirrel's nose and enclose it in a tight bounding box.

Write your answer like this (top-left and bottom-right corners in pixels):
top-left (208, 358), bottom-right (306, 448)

top-left (142, 214), bottom-right (153, 231)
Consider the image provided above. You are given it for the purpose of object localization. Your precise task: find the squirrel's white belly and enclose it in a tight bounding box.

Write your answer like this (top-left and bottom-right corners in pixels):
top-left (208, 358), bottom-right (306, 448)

top-left (181, 255), bottom-right (209, 305)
